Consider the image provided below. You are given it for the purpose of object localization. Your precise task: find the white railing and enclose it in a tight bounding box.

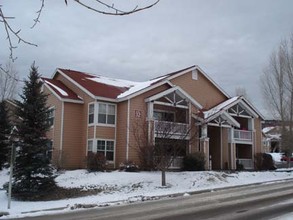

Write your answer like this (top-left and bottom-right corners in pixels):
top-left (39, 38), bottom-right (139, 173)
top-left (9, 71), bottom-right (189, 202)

top-left (234, 129), bottom-right (253, 142)
top-left (154, 120), bottom-right (188, 139)
top-left (237, 159), bottom-right (254, 170)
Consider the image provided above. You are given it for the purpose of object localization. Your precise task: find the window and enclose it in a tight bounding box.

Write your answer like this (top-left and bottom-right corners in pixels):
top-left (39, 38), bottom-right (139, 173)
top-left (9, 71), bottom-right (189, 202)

top-left (46, 140), bottom-right (53, 160)
top-left (97, 140), bottom-right (114, 161)
top-left (88, 103), bottom-right (95, 124)
top-left (87, 140), bottom-right (93, 153)
top-left (192, 69), bottom-right (198, 80)
top-left (98, 103), bottom-right (116, 125)
top-left (154, 111), bottom-right (175, 122)
top-left (47, 108), bottom-right (55, 127)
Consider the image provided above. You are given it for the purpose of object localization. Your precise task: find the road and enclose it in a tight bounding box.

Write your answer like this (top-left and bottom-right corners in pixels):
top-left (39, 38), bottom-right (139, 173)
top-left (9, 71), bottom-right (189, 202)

top-left (7, 179), bottom-right (293, 220)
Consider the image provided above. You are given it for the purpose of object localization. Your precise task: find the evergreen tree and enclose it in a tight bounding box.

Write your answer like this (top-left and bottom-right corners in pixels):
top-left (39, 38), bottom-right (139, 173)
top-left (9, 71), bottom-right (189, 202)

top-left (13, 63), bottom-right (56, 195)
top-left (0, 101), bottom-right (10, 169)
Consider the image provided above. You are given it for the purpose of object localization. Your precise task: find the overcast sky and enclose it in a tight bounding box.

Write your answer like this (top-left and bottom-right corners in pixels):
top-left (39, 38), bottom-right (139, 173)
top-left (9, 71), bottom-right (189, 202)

top-left (1, 0), bottom-right (293, 118)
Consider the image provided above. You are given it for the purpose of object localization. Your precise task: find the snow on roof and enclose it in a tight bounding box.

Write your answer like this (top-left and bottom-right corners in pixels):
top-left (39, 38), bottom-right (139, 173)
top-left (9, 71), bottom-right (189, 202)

top-left (204, 96), bottom-right (240, 119)
top-left (42, 77), bottom-right (83, 102)
top-left (87, 76), bottom-right (136, 88)
top-left (86, 74), bottom-right (167, 99)
top-left (45, 80), bottom-right (68, 96)
top-left (117, 76), bottom-right (167, 99)
top-left (266, 134), bottom-right (281, 140)
top-left (262, 126), bottom-right (275, 134)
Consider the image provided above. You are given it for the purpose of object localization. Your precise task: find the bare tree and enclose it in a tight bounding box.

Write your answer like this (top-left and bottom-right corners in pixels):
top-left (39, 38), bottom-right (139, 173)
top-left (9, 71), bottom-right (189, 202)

top-left (0, 62), bottom-right (19, 101)
top-left (261, 33), bottom-right (293, 166)
top-left (235, 86), bottom-right (250, 101)
top-left (131, 110), bottom-right (196, 186)
top-left (0, 0), bottom-right (160, 62)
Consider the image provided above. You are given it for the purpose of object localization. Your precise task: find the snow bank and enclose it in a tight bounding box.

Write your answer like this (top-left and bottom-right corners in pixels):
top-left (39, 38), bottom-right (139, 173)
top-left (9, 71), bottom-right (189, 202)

top-left (1, 169), bottom-right (293, 219)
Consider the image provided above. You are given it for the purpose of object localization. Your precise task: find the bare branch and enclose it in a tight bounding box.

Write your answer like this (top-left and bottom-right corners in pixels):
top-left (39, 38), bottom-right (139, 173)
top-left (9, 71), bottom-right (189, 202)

top-left (0, 62), bottom-right (20, 101)
top-left (0, 0), bottom-right (159, 63)
top-left (0, 8), bottom-right (38, 62)
top-left (31, 0), bottom-right (45, 29)
top-left (73, 0), bottom-right (160, 16)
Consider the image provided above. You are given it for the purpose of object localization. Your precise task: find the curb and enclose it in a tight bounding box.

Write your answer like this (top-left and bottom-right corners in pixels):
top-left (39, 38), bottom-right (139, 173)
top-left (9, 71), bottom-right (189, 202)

top-left (4, 177), bottom-right (293, 216)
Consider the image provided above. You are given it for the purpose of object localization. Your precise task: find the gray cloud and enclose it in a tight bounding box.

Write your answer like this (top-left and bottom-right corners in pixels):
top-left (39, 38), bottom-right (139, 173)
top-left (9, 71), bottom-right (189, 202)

top-left (1, 0), bottom-right (293, 118)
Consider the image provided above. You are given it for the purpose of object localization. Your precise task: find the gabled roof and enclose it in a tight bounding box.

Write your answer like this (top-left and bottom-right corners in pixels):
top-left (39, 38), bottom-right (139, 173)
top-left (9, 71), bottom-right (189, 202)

top-left (56, 69), bottom-right (130, 100)
top-left (42, 78), bottom-right (83, 103)
top-left (204, 96), bottom-right (264, 121)
top-left (53, 65), bottom-right (229, 102)
top-left (145, 86), bottom-right (203, 109)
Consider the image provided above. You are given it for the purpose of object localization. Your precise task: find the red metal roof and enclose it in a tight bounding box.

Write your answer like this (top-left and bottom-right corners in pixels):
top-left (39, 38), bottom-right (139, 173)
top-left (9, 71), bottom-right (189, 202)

top-left (58, 69), bottom-right (129, 99)
top-left (42, 77), bottom-right (82, 101)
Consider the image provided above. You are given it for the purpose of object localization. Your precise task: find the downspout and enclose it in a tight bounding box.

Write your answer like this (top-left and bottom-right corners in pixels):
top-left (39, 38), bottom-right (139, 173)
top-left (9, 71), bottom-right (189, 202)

top-left (126, 99), bottom-right (130, 161)
top-left (220, 126), bottom-right (223, 170)
top-left (252, 118), bottom-right (255, 169)
top-left (230, 127), bottom-right (234, 170)
top-left (188, 102), bottom-right (192, 154)
top-left (114, 103), bottom-right (117, 168)
top-left (59, 102), bottom-right (64, 168)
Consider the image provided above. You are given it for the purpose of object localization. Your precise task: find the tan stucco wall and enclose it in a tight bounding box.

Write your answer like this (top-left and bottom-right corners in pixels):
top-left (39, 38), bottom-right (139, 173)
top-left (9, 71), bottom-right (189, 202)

top-left (116, 100), bottom-right (128, 167)
top-left (254, 118), bottom-right (263, 154)
top-left (44, 86), bottom-right (62, 167)
top-left (61, 102), bottom-right (84, 169)
top-left (170, 70), bottom-right (227, 109)
top-left (49, 73), bottom-right (95, 169)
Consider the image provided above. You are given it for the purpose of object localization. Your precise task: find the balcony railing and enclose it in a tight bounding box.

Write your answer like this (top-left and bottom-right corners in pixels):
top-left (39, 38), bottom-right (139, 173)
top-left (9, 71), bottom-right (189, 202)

top-left (154, 120), bottom-right (189, 139)
top-left (233, 129), bottom-right (253, 143)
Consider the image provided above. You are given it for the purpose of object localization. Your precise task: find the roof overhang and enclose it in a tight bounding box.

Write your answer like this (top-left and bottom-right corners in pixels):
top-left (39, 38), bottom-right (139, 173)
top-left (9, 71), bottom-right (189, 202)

top-left (205, 110), bottom-right (240, 128)
top-left (144, 86), bottom-right (203, 109)
top-left (43, 83), bottom-right (84, 104)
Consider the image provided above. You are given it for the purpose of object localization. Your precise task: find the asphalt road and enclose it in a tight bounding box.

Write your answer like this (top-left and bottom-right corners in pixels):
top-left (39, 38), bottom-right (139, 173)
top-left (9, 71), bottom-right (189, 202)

top-left (7, 179), bottom-right (293, 220)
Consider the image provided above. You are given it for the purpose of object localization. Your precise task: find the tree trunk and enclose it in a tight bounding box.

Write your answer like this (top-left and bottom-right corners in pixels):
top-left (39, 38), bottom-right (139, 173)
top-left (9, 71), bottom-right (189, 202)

top-left (161, 169), bottom-right (166, 186)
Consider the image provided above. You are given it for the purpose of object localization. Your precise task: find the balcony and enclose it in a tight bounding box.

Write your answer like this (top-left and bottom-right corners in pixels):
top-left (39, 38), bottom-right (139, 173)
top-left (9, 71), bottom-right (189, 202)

top-left (233, 129), bottom-right (253, 143)
top-left (154, 120), bottom-right (189, 140)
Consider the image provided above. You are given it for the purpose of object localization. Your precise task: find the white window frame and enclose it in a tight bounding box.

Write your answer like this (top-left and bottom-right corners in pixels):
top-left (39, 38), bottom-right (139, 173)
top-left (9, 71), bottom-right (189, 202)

top-left (192, 69), bottom-right (198, 80)
top-left (88, 102), bottom-right (95, 126)
top-left (96, 139), bottom-right (115, 162)
top-left (97, 102), bottom-right (116, 126)
top-left (87, 139), bottom-right (94, 154)
top-left (87, 138), bottom-right (115, 162)
top-left (47, 107), bottom-right (55, 127)
top-left (46, 139), bottom-right (53, 160)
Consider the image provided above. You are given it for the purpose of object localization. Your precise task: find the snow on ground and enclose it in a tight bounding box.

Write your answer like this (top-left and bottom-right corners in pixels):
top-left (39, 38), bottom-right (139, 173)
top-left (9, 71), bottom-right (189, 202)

top-left (1, 169), bottom-right (293, 219)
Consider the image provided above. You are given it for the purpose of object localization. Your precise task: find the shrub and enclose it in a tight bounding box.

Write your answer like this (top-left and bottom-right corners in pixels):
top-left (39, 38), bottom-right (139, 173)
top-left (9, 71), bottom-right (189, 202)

top-left (119, 161), bottom-right (140, 172)
top-left (87, 152), bottom-right (107, 172)
top-left (262, 153), bottom-right (276, 170)
top-left (136, 145), bottom-right (156, 171)
top-left (182, 152), bottom-right (206, 171)
top-left (254, 153), bottom-right (276, 171)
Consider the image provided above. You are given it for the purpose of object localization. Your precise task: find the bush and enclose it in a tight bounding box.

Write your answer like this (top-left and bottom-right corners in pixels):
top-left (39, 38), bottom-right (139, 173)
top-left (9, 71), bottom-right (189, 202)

top-left (119, 161), bottom-right (140, 172)
top-left (254, 153), bottom-right (276, 171)
top-left (136, 145), bottom-right (156, 171)
top-left (262, 153), bottom-right (276, 170)
top-left (182, 152), bottom-right (206, 171)
top-left (87, 152), bottom-right (107, 172)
